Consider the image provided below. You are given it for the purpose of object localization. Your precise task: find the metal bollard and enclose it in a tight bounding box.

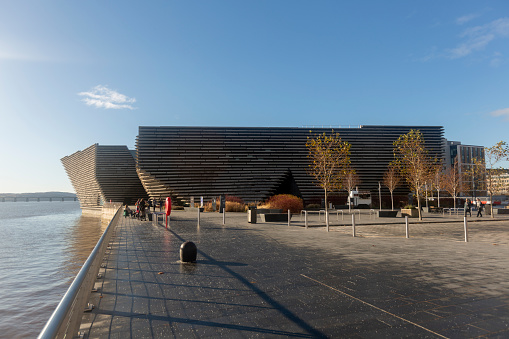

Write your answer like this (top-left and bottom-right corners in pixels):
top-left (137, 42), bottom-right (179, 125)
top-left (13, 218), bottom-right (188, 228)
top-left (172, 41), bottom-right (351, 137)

top-left (288, 210), bottom-right (291, 227)
top-left (405, 216), bottom-right (409, 239)
top-left (305, 210), bottom-right (308, 229)
top-left (197, 208), bottom-right (200, 226)
top-left (223, 208), bottom-right (225, 225)
top-left (352, 214), bottom-right (356, 237)
top-left (326, 210), bottom-right (329, 232)
top-left (464, 217), bottom-right (468, 242)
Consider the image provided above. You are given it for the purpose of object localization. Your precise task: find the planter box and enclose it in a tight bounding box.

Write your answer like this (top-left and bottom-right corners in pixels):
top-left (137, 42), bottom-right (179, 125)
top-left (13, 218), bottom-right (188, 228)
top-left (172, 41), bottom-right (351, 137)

top-left (401, 209), bottom-right (419, 218)
top-left (256, 209), bottom-right (283, 214)
top-left (378, 210), bottom-right (398, 218)
top-left (259, 213), bottom-right (289, 222)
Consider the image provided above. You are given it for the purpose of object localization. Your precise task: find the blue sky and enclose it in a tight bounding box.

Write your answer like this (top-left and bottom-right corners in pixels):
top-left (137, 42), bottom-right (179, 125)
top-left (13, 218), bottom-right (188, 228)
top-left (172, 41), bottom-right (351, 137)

top-left (1, 1), bottom-right (508, 193)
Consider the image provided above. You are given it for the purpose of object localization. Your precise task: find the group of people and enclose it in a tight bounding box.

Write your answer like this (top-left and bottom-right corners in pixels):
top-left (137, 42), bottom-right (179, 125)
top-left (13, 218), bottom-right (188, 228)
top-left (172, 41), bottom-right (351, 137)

top-left (123, 198), bottom-right (165, 220)
top-left (464, 198), bottom-right (484, 217)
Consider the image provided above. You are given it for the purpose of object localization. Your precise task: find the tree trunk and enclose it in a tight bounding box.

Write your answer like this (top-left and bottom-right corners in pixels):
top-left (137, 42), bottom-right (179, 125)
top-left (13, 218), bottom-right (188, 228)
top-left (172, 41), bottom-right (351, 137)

top-left (324, 187), bottom-right (328, 223)
top-left (416, 189), bottom-right (422, 221)
top-left (490, 192), bottom-right (494, 218)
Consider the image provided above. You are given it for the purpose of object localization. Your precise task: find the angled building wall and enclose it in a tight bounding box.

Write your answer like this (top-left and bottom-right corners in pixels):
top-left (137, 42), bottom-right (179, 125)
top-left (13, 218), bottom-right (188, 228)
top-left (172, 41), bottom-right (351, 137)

top-left (62, 144), bottom-right (147, 208)
top-left (135, 126), bottom-right (444, 203)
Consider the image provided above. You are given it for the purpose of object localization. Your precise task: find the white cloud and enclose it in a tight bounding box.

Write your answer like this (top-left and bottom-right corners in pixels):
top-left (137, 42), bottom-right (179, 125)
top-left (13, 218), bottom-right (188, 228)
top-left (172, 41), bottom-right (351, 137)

top-left (78, 85), bottom-right (136, 110)
top-left (446, 17), bottom-right (509, 59)
top-left (456, 14), bottom-right (479, 25)
top-left (490, 107), bottom-right (509, 120)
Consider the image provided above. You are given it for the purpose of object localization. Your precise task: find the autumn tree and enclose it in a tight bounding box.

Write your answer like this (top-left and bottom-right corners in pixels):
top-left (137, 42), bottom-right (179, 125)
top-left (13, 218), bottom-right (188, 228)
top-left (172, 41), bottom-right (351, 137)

top-left (393, 129), bottom-right (437, 220)
top-left (383, 163), bottom-right (401, 210)
top-left (306, 131), bottom-right (351, 220)
top-left (442, 157), bottom-right (461, 210)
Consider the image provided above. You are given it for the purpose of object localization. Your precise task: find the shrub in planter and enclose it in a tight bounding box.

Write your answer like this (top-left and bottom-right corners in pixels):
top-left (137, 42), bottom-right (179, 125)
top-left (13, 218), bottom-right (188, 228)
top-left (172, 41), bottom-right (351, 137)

top-left (203, 196), bottom-right (247, 212)
top-left (225, 201), bottom-right (246, 212)
top-left (265, 194), bottom-right (304, 213)
top-left (226, 195), bottom-right (244, 205)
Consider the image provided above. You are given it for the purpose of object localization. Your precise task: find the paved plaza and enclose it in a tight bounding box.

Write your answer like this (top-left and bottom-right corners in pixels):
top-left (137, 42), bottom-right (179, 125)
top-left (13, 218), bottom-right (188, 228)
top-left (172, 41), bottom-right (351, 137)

top-left (80, 210), bottom-right (509, 338)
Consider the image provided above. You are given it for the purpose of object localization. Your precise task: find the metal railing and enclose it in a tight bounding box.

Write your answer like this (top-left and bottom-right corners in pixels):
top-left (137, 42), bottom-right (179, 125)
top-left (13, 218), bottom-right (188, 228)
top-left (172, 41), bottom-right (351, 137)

top-left (38, 207), bottom-right (122, 339)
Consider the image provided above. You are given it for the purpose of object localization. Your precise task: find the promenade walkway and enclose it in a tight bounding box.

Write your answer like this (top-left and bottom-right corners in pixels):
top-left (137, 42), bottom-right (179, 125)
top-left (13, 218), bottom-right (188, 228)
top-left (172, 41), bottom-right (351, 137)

top-left (80, 210), bottom-right (509, 338)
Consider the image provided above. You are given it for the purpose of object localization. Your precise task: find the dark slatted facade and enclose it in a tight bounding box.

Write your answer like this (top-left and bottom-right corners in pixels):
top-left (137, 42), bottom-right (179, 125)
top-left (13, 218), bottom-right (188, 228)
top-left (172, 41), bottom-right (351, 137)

top-left (136, 126), bottom-right (444, 203)
top-left (62, 144), bottom-right (148, 208)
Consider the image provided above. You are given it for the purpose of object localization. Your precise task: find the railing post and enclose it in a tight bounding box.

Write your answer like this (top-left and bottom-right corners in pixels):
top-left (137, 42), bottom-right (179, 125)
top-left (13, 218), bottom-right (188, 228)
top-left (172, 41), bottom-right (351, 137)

top-left (464, 217), bottom-right (468, 242)
top-left (405, 216), bottom-right (409, 239)
top-left (305, 210), bottom-right (308, 229)
top-left (352, 213), bottom-right (356, 237)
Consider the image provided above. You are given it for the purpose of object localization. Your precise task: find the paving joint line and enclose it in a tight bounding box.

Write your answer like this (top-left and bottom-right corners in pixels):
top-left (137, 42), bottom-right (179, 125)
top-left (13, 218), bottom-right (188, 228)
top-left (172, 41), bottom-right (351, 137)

top-left (300, 274), bottom-right (449, 339)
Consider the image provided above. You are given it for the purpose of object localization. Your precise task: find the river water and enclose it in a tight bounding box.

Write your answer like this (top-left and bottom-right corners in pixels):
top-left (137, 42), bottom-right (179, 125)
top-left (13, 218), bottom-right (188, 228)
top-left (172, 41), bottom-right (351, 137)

top-left (0, 201), bottom-right (106, 338)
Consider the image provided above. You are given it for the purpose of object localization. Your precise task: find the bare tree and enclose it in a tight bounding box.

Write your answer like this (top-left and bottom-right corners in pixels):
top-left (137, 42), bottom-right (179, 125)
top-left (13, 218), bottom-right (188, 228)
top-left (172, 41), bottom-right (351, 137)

top-left (463, 158), bottom-right (486, 200)
top-left (442, 157), bottom-right (461, 210)
top-left (430, 161), bottom-right (444, 208)
top-left (484, 141), bottom-right (508, 217)
top-left (343, 167), bottom-right (361, 211)
top-left (306, 131), bottom-right (351, 219)
top-left (393, 129), bottom-right (437, 220)
top-left (383, 163), bottom-right (401, 210)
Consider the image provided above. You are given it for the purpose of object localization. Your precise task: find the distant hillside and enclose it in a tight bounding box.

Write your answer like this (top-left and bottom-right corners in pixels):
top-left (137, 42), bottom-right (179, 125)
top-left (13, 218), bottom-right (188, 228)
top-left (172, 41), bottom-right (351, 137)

top-left (0, 192), bottom-right (77, 198)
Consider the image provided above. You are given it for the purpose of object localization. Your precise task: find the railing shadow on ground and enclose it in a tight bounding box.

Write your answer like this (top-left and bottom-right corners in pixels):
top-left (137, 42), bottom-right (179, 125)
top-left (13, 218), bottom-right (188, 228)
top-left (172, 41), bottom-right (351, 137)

top-left (165, 224), bottom-right (328, 338)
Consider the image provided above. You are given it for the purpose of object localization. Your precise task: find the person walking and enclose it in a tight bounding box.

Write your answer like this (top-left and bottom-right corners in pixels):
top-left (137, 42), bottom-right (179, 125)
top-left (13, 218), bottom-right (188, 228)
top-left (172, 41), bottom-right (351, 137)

top-left (476, 198), bottom-right (484, 217)
top-left (464, 199), bottom-right (472, 217)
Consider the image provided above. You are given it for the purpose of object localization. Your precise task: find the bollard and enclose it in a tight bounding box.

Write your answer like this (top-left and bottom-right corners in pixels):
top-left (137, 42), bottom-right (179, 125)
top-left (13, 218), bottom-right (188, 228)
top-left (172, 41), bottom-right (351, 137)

top-left (288, 210), bottom-right (291, 227)
top-left (180, 241), bottom-right (197, 262)
top-left (464, 217), bottom-right (468, 242)
top-left (305, 210), bottom-right (308, 229)
top-left (405, 216), bottom-right (409, 239)
top-left (197, 208), bottom-right (200, 226)
top-left (352, 214), bottom-right (356, 237)
top-left (222, 208), bottom-right (225, 225)
top-left (326, 210), bottom-right (329, 232)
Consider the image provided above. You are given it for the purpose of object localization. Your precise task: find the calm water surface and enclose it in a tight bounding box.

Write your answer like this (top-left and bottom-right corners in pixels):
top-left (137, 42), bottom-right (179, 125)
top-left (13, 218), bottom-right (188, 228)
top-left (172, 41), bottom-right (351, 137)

top-left (0, 202), bottom-right (106, 338)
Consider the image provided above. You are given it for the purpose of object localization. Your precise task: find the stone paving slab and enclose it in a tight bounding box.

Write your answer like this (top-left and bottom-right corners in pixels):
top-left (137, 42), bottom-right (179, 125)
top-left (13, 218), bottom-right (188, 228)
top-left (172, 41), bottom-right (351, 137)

top-left (80, 210), bottom-right (509, 338)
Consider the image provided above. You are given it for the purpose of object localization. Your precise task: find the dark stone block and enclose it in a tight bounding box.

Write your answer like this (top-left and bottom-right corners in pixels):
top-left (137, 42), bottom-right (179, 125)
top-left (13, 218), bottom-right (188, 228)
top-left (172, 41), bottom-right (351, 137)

top-left (256, 209), bottom-right (283, 214)
top-left (180, 241), bottom-right (197, 262)
top-left (378, 210), bottom-right (398, 217)
top-left (262, 213), bottom-right (289, 222)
